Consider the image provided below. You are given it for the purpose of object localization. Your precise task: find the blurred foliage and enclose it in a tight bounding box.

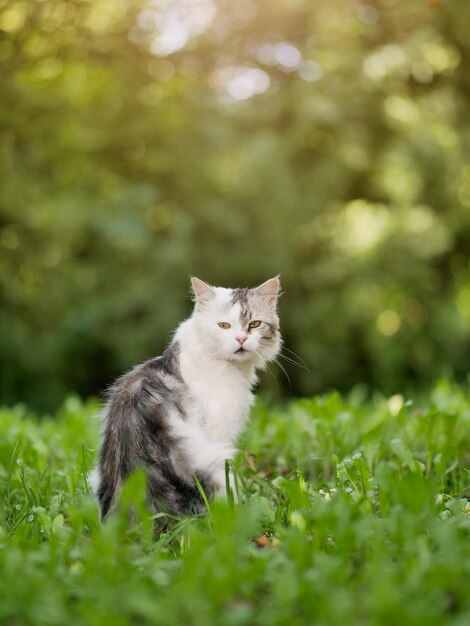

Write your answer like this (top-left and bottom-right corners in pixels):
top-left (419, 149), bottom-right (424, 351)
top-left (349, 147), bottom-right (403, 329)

top-left (1, 0), bottom-right (470, 409)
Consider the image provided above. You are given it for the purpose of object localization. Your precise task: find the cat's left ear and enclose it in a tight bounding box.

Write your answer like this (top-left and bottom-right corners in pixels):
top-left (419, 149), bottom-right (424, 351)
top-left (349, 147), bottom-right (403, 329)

top-left (255, 275), bottom-right (281, 306)
top-left (190, 277), bottom-right (215, 306)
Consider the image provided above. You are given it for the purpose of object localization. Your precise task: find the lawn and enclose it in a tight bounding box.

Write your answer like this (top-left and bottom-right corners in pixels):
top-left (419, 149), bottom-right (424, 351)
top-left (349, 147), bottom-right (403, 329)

top-left (1, 381), bottom-right (470, 626)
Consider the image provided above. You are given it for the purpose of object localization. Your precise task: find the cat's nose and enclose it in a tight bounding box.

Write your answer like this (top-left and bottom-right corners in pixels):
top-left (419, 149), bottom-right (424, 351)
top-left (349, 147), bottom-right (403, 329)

top-left (235, 335), bottom-right (247, 345)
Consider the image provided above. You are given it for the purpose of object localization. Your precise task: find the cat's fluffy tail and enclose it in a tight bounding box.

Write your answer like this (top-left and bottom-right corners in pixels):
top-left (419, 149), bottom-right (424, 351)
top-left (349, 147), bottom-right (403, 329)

top-left (88, 466), bottom-right (101, 495)
top-left (90, 400), bottom-right (140, 520)
top-left (90, 429), bottom-right (122, 520)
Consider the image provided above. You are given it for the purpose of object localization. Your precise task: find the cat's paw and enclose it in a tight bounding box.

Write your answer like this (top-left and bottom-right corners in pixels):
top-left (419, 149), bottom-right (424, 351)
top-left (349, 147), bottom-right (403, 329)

top-left (214, 468), bottom-right (239, 502)
top-left (88, 467), bottom-right (101, 495)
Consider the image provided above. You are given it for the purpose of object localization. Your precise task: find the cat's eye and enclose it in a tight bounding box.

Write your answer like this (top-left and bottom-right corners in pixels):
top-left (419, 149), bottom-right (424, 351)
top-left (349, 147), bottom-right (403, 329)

top-left (218, 322), bottom-right (231, 329)
top-left (249, 320), bottom-right (262, 329)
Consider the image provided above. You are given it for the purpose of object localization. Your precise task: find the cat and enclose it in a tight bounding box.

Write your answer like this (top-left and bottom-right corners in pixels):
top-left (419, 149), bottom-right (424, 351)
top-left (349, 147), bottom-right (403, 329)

top-left (90, 276), bottom-right (282, 520)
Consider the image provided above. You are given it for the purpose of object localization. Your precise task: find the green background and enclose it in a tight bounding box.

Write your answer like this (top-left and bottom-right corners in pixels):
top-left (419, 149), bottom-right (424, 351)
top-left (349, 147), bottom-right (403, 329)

top-left (1, 0), bottom-right (469, 410)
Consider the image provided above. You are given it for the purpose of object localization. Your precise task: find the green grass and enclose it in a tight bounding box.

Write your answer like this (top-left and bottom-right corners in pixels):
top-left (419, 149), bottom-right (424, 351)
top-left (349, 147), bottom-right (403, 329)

top-left (1, 381), bottom-right (470, 626)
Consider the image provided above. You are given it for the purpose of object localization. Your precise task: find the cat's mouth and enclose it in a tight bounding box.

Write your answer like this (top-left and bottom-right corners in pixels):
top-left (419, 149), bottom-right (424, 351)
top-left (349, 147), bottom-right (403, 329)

top-left (235, 347), bottom-right (248, 355)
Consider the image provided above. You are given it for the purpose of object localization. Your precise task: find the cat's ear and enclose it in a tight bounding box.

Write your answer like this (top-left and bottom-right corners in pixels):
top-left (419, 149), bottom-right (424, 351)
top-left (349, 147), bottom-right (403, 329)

top-left (255, 275), bottom-right (281, 306)
top-left (190, 277), bottom-right (215, 306)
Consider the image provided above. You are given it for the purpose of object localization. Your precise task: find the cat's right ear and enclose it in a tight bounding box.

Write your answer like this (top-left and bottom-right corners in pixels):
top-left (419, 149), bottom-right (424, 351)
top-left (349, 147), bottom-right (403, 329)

top-left (255, 275), bottom-right (281, 306)
top-left (190, 277), bottom-right (215, 307)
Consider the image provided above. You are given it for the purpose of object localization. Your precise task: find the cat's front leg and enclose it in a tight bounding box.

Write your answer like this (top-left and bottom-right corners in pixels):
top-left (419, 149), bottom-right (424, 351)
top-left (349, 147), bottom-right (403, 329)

top-left (213, 465), bottom-right (239, 503)
top-left (170, 414), bottom-right (235, 480)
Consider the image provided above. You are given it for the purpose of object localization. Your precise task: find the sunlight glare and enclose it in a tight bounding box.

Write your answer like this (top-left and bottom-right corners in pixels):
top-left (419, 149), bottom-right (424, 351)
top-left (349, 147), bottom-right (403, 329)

top-left (140, 0), bottom-right (217, 56)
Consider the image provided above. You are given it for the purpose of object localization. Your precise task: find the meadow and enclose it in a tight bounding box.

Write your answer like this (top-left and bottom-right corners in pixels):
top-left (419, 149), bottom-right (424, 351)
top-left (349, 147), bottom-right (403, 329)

top-left (1, 380), bottom-right (470, 626)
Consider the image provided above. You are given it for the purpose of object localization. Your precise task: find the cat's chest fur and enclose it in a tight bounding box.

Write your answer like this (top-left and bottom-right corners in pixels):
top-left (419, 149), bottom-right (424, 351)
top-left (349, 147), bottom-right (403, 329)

top-left (179, 349), bottom-right (256, 445)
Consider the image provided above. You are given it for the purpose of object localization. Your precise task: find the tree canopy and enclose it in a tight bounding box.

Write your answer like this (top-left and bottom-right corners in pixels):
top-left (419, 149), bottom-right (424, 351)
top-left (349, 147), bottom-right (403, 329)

top-left (1, 0), bottom-right (469, 409)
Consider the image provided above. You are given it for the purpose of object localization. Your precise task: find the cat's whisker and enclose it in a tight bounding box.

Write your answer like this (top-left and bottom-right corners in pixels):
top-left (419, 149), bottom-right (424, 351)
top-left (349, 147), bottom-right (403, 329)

top-left (278, 352), bottom-right (310, 371)
top-left (254, 344), bottom-right (271, 361)
top-left (207, 347), bottom-right (228, 361)
top-left (255, 345), bottom-right (291, 389)
top-left (207, 345), bottom-right (224, 358)
top-left (207, 350), bottom-right (223, 361)
top-left (258, 343), bottom-right (292, 389)
top-left (280, 346), bottom-right (309, 370)
top-left (278, 353), bottom-right (302, 367)
top-left (254, 349), bottom-right (278, 386)
top-left (272, 357), bottom-right (292, 390)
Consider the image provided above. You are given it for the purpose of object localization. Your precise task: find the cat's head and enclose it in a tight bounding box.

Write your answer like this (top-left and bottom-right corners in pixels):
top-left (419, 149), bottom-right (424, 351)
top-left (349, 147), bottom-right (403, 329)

top-left (190, 276), bottom-right (282, 366)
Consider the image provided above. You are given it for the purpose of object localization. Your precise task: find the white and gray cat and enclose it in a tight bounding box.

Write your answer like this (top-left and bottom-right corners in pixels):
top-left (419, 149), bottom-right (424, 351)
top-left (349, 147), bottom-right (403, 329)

top-left (90, 276), bottom-right (282, 520)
